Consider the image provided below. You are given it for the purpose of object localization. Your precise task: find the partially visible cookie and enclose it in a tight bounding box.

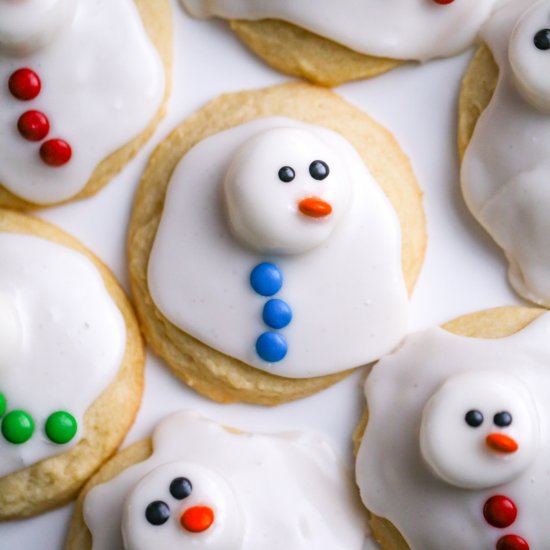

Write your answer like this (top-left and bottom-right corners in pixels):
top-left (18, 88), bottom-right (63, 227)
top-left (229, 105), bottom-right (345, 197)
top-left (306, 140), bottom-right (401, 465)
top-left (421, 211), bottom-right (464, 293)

top-left (181, 0), bottom-right (500, 86)
top-left (0, 0), bottom-right (172, 209)
top-left (128, 82), bottom-right (426, 405)
top-left (356, 306), bottom-right (547, 549)
top-left (0, 209), bottom-right (144, 519)
top-left (66, 411), bottom-right (367, 550)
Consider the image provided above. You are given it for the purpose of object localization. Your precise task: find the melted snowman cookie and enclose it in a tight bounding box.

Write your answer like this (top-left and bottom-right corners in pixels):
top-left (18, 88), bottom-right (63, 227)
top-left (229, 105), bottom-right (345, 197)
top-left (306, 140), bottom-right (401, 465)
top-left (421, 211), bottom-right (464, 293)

top-left (461, 0), bottom-right (550, 307)
top-left (180, 0), bottom-right (501, 85)
top-left (129, 83), bottom-right (426, 404)
top-left (357, 307), bottom-right (549, 549)
top-left (68, 411), bottom-right (367, 550)
top-left (0, 210), bottom-right (144, 519)
top-left (0, 0), bottom-right (170, 208)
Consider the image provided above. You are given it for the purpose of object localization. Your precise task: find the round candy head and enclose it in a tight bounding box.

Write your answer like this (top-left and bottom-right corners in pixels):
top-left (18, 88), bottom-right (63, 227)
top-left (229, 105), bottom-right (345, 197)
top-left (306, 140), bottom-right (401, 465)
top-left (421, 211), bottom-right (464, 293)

top-left (224, 127), bottom-right (353, 255)
top-left (420, 370), bottom-right (539, 489)
top-left (509, 0), bottom-right (550, 112)
top-left (0, 293), bottom-right (22, 368)
top-left (122, 461), bottom-right (244, 550)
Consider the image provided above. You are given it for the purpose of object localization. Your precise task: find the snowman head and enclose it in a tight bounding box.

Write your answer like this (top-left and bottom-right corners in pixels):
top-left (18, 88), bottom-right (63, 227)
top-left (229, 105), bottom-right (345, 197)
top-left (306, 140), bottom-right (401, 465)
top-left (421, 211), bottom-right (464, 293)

top-left (0, 293), bottom-right (22, 369)
top-left (0, 0), bottom-right (76, 57)
top-left (224, 127), bottom-right (354, 255)
top-left (509, 0), bottom-right (550, 113)
top-left (122, 461), bottom-right (244, 550)
top-left (420, 370), bottom-right (539, 490)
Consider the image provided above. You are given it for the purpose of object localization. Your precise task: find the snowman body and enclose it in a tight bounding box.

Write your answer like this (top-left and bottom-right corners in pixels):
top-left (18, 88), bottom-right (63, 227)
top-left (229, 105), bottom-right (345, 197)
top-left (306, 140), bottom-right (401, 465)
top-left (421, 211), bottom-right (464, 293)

top-left (147, 117), bottom-right (408, 378)
top-left (462, 0), bottom-right (550, 306)
top-left (0, 0), bottom-right (165, 204)
top-left (357, 313), bottom-right (550, 549)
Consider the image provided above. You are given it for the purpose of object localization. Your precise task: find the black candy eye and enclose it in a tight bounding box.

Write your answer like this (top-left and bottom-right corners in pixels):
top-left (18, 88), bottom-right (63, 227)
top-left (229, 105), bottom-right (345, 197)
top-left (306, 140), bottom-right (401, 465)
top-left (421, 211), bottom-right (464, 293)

top-left (465, 410), bottom-right (484, 428)
top-left (494, 411), bottom-right (513, 427)
top-left (145, 500), bottom-right (170, 526)
top-left (309, 160), bottom-right (329, 181)
top-left (169, 477), bottom-right (193, 500)
top-left (534, 29), bottom-right (550, 50)
top-left (278, 166), bottom-right (295, 182)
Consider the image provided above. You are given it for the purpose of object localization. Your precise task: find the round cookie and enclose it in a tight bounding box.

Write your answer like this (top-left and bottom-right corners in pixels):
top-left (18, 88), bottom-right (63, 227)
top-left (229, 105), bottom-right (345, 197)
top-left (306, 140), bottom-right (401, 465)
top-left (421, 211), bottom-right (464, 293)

top-left (128, 82), bottom-right (426, 405)
top-left (0, 209), bottom-right (144, 519)
top-left (65, 410), bottom-right (367, 550)
top-left (180, 0), bottom-right (500, 86)
top-left (0, 0), bottom-right (172, 209)
top-left (356, 306), bottom-right (549, 549)
top-left (459, 0), bottom-right (550, 307)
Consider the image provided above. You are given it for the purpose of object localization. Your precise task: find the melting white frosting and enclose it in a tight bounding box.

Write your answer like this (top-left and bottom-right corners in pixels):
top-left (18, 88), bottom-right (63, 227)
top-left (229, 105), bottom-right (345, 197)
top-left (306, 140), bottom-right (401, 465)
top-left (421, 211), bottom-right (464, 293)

top-left (0, 233), bottom-right (126, 477)
top-left (180, 0), bottom-right (501, 62)
top-left (147, 117), bottom-right (408, 379)
top-left (461, 0), bottom-right (550, 306)
top-left (84, 411), bottom-right (367, 550)
top-left (0, 0), bottom-right (165, 204)
top-left (357, 312), bottom-right (550, 548)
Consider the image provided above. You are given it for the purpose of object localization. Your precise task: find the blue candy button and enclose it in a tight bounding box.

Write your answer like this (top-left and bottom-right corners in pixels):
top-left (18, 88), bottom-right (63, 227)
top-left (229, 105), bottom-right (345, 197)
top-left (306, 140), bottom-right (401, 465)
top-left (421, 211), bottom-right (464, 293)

top-left (256, 332), bottom-right (288, 363)
top-left (263, 299), bottom-right (292, 329)
top-left (250, 262), bottom-right (283, 297)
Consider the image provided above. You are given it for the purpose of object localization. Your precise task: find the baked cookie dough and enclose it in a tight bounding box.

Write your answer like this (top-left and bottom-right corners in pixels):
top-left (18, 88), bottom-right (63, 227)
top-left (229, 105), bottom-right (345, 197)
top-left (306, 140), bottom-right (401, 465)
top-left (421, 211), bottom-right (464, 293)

top-left (460, 0), bottom-right (550, 307)
top-left (128, 82), bottom-right (426, 405)
top-left (180, 0), bottom-right (500, 86)
top-left (356, 306), bottom-right (548, 549)
top-left (65, 410), bottom-right (367, 550)
top-left (0, 0), bottom-right (171, 209)
top-left (0, 209), bottom-right (144, 520)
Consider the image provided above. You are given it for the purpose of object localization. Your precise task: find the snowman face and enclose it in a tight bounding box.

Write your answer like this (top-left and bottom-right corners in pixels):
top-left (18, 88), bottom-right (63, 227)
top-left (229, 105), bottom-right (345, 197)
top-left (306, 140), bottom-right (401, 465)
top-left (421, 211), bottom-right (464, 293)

top-left (420, 370), bottom-right (539, 490)
top-left (0, 293), bottom-right (22, 369)
top-left (224, 127), bottom-right (353, 255)
top-left (0, 0), bottom-right (76, 56)
top-left (122, 461), bottom-right (244, 550)
top-left (509, 0), bottom-right (550, 113)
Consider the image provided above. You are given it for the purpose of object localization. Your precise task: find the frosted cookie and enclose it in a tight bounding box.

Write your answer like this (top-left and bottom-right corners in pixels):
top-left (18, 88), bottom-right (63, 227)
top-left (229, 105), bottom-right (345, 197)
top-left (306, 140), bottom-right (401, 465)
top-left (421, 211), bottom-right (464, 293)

top-left (65, 410), bottom-right (367, 550)
top-left (0, 0), bottom-right (171, 209)
top-left (459, 0), bottom-right (550, 307)
top-left (180, 0), bottom-right (501, 86)
top-left (356, 306), bottom-right (549, 549)
top-left (128, 83), bottom-right (426, 405)
top-left (0, 209), bottom-right (144, 519)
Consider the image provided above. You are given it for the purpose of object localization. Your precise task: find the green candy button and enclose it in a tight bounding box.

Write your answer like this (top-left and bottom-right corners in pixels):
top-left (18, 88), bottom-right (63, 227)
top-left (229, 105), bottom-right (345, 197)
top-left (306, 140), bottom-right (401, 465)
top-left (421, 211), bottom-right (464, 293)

top-left (2, 410), bottom-right (34, 444)
top-left (45, 411), bottom-right (77, 445)
top-left (0, 393), bottom-right (6, 417)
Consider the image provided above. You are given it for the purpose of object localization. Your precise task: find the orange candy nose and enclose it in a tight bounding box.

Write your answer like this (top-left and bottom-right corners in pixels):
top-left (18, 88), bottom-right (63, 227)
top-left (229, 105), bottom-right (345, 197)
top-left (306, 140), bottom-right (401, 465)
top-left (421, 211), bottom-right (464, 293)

top-left (298, 197), bottom-right (332, 218)
top-left (180, 505), bottom-right (215, 533)
top-left (486, 433), bottom-right (519, 454)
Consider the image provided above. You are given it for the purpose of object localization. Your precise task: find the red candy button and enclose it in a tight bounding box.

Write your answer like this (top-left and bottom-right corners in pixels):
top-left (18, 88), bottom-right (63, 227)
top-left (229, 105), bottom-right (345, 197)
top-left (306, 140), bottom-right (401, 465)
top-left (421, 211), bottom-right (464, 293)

top-left (39, 139), bottom-right (72, 167)
top-left (17, 110), bottom-right (50, 142)
top-left (497, 535), bottom-right (529, 550)
top-left (8, 68), bottom-right (41, 101)
top-left (483, 495), bottom-right (517, 528)
top-left (433, 0), bottom-right (455, 3)
top-left (180, 506), bottom-right (214, 533)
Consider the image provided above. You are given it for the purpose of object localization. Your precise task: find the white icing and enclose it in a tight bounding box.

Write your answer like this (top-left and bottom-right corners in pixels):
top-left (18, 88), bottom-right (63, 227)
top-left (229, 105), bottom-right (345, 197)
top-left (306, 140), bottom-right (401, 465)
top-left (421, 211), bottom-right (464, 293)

top-left (180, 0), bottom-right (501, 62)
top-left (357, 312), bottom-right (550, 548)
top-left (461, 0), bottom-right (550, 306)
top-left (0, 233), bottom-right (126, 477)
top-left (84, 411), bottom-right (367, 550)
top-left (0, 0), bottom-right (76, 57)
top-left (147, 117), bottom-right (408, 378)
top-left (0, 293), bottom-right (22, 369)
top-left (0, 0), bottom-right (165, 204)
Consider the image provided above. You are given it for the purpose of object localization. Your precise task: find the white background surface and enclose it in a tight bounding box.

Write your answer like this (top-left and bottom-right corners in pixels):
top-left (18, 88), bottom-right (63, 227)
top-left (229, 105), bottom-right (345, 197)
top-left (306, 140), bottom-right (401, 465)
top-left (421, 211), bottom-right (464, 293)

top-left (0, 1), bottom-right (524, 548)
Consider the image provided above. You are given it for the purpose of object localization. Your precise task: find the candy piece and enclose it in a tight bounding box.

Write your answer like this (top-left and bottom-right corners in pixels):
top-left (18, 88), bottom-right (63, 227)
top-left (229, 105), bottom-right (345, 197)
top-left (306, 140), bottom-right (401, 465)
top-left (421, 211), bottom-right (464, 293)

top-left (298, 197), bottom-right (333, 218)
top-left (2, 410), bottom-right (34, 444)
top-left (256, 332), bottom-right (288, 363)
top-left (17, 110), bottom-right (50, 142)
top-left (39, 139), bottom-right (72, 167)
top-left (494, 411), bottom-right (513, 427)
top-left (0, 393), bottom-right (6, 417)
top-left (8, 68), bottom-right (41, 101)
top-left (483, 495), bottom-right (517, 528)
top-left (465, 409), bottom-right (484, 427)
top-left (145, 501), bottom-right (170, 526)
top-left (250, 263), bottom-right (283, 297)
top-left (309, 160), bottom-right (329, 180)
top-left (433, 0), bottom-right (455, 4)
top-left (263, 299), bottom-right (292, 329)
top-left (278, 166), bottom-right (295, 182)
top-left (180, 506), bottom-right (214, 533)
top-left (45, 411), bottom-right (77, 444)
top-left (169, 477), bottom-right (192, 500)
top-left (497, 534), bottom-right (530, 550)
